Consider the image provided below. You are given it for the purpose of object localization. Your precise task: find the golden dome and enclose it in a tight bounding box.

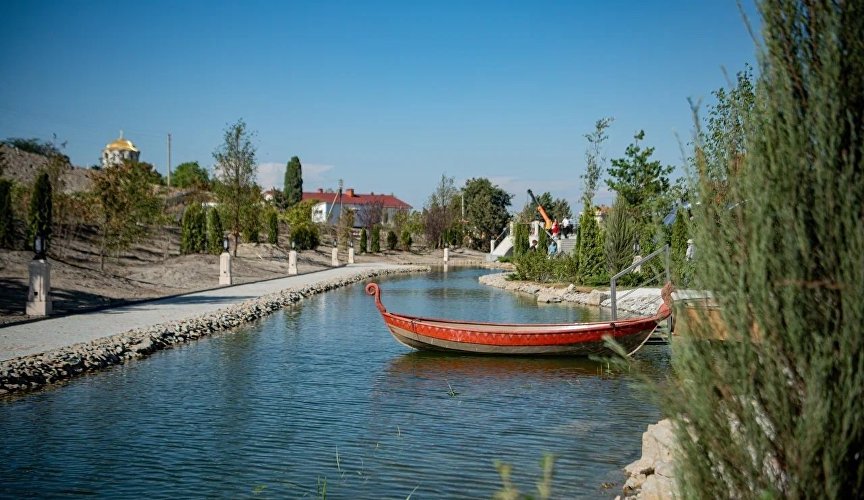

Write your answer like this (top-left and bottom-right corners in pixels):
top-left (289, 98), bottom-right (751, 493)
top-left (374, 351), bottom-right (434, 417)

top-left (105, 132), bottom-right (139, 152)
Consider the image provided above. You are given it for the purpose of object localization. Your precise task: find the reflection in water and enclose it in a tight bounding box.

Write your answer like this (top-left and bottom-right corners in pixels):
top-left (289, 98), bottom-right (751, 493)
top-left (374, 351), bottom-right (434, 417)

top-left (0, 267), bottom-right (666, 498)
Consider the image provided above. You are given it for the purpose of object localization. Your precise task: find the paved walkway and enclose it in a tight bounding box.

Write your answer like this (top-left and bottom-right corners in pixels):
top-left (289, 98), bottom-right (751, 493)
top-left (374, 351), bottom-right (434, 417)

top-left (0, 263), bottom-right (409, 362)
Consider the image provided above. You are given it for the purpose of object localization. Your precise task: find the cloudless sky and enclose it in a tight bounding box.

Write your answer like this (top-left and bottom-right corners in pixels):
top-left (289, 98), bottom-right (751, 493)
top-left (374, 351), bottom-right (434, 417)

top-left (1, 0), bottom-right (759, 211)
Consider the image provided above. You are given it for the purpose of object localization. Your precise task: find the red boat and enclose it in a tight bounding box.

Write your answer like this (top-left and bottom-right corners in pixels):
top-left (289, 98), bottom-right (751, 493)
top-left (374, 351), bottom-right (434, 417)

top-left (365, 282), bottom-right (672, 356)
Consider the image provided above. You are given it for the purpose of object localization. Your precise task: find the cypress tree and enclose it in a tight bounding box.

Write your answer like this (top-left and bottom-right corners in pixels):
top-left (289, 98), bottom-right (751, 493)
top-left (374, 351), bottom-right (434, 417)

top-left (670, 208), bottom-right (689, 280)
top-left (28, 172), bottom-right (52, 247)
top-left (359, 228), bottom-right (367, 254)
top-left (370, 224), bottom-right (381, 253)
top-left (386, 230), bottom-right (397, 250)
top-left (283, 156), bottom-right (303, 207)
top-left (400, 229), bottom-right (412, 252)
top-left (576, 201), bottom-right (604, 283)
top-left (0, 179), bottom-right (14, 248)
top-left (207, 208), bottom-right (224, 254)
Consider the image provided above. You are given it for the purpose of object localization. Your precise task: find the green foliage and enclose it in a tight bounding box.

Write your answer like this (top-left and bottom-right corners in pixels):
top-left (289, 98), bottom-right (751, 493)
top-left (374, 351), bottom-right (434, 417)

top-left (669, 208), bottom-right (689, 280)
top-left (512, 221), bottom-right (529, 257)
top-left (576, 201), bottom-right (604, 282)
top-left (213, 118), bottom-right (257, 255)
top-left (607, 130), bottom-right (673, 223)
top-left (241, 198), bottom-right (260, 244)
top-left (513, 250), bottom-right (557, 283)
top-left (400, 229), bottom-right (412, 251)
top-left (359, 228), bottom-right (367, 253)
top-left (93, 160), bottom-right (162, 268)
top-left (493, 452), bottom-right (556, 500)
top-left (290, 223), bottom-right (319, 250)
top-left (582, 117), bottom-right (614, 206)
top-left (283, 156), bottom-right (303, 207)
top-left (181, 204), bottom-right (206, 254)
top-left (266, 208), bottom-right (278, 244)
top-left (172, 161), bottom-right (210, 189)
top-left (370, 224), bottom-right (381, 253)
top-left (28, 172), bottom-right (52, 245)
top-left (604, 196), bottom-right (636, 276)
top-left (2, 137), bottom-right (67, 160)
top-left (462, 177), bottom-right (513, 250)
top-left (283, 199), bottom-right (317, 229)
top-left (385, 230), bottom-right (397, 250)
top-left (660, 3), bottom-right (864, 498)
top-left (206, 207), bottom-right (224, 254)
top-left (0, 179), bottom-right (14, 248)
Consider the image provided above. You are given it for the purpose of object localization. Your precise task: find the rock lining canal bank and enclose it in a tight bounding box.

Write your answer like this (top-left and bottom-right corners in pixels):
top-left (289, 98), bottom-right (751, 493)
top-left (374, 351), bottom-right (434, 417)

top-left (0, 265), bottom-right (428, 397)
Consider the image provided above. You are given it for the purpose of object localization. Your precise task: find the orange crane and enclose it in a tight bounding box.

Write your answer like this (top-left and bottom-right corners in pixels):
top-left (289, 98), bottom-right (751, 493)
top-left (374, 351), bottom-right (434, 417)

top-left (527, 189), bottom-right (553, 230)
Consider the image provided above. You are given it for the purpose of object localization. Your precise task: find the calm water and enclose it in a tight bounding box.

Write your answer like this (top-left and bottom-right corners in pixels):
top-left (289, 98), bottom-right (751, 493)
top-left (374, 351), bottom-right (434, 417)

top-left (0, 268), bottom-right (668, 498)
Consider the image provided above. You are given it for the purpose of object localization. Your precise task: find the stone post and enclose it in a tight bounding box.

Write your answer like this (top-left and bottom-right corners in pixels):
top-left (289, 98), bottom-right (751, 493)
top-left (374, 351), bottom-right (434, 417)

top-left (490, 239), bottom-right (495, 253)
top-left (288, 250), bottom-right (298, 275)
top-left (331, 247), bottom-right (339, 266)
top-left (348, 247), bottom-right (355, 264)
top-left (443, 247), bottom-right (449, 263)
top-left (220, 252), bottom-right (232, 285)
top-left (26, 259), bottom-right (52, 316)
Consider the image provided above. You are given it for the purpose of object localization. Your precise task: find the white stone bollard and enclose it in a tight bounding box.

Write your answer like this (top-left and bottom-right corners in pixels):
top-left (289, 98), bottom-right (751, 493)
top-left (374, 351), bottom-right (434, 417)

top-left (331, 247), bottom-right (339, 266)
top-left (443, 247), bottom-right (449, 263)
top-left (26, 260), bottom-right (52, 316)
top-left (348, 247), bottom-right (355, 264)
top-left (490, 239), bottom-right (495, 253)
top-left (220, 252), bottom-right (233, 285)
top-left (288, 250), bottom-right (298, 275)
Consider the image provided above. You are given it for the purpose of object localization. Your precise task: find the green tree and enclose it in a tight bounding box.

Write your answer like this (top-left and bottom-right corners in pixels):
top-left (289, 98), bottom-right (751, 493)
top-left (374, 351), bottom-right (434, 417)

top-left (576, 201), bottom-right (605, 283)
top-left (93, 160), bottom-right (162, 270)
top-left (462, 177), bottom-right (513, 251)
top-left (266, 208), bottom-right (279, 244)
top-left (386, 230), bottom-right (398, 250)
top-left (290, 224), bottom-right (319, 250)
top-left (213, 118), bottom-right (257, 256)
top-left (283, 156), bottom-right (303, 207)
top-left (400, 229), bottom-right (412, 251)
top-left (661, 2), bottom-right (864, 498)
top-left (669, 207), bottom-right (689, 279)
top-left (181, 204), bottom-right (206, 254)
top-left (172, 161), bottom-right (210, 190)
top-left (512, 219), bottom-right (530, 257)
top-left (28, 172), bottom-right (52, 246)
top-left (370, 224), bottom-right (381, 253)
top-left (359, 228), bottom-right (367, 253)
top-left (207, 207), bottom-right (224, 254)
top-left (0, 179), bottom-right (14, 248)
top-left (338, 207), bottom-right (354, 250)
top-left (582, 117), bottom-right (614, 207)
top-left (604, 196), bottom-right (637, 276)
top-left (607, 130), bottom-right (673, 215)
top-left (241, 197), bottom-right (261, 243)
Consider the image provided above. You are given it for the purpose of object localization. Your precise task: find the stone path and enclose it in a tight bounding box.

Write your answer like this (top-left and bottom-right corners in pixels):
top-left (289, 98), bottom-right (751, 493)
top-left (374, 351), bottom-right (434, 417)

top-left (0, 263), bottom-right (411, 363)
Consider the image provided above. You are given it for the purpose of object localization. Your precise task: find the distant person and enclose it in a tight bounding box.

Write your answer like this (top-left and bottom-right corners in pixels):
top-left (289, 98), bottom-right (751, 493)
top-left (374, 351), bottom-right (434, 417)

top-left (561, 216), bottom-right (571, 238)
top-left (551, 219), bottom-right (560, 239)
top-left (547, 239), bottom-right (558, 258)
top-left (529, 239), bottom-right (538, 251)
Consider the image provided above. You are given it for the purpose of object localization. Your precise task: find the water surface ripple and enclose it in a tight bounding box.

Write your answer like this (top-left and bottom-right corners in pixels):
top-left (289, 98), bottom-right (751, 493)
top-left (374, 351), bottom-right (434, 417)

top-left (0, 268), bottom-right (668, 498)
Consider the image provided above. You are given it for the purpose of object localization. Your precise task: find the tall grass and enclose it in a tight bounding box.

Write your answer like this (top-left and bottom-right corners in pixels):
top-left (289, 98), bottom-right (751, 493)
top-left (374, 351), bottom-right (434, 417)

top-left (664, 1), bottom-right (863, 497)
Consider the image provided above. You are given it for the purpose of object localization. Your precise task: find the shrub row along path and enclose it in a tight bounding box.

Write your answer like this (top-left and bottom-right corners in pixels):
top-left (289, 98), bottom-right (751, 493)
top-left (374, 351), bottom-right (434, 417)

top-left (0, 263), bottom-right (420, 363)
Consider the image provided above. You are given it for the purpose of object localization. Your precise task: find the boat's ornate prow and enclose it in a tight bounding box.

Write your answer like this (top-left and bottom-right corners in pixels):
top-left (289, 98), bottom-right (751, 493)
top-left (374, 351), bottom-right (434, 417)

top-left (365, 282), bottom-right (387, 313)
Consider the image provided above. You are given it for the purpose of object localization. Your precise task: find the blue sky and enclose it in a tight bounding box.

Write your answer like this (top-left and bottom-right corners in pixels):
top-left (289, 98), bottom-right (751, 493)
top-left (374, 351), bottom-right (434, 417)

top-left (1, 0), bottom-right (759, 211)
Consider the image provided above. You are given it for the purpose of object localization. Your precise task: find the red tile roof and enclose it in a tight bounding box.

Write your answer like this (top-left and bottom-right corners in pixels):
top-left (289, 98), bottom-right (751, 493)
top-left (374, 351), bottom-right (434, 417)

top-left (302, 188), bottom-right (412, 210)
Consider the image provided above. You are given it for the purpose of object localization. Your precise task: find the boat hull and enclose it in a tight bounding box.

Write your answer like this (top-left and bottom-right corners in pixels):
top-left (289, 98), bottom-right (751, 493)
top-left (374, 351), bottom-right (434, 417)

top-left (366, 283), bottom-right (670, 357)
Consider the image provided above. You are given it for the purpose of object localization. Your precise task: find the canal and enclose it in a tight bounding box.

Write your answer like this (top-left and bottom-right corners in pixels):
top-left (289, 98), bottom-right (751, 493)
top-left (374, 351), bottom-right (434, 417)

top-left (0, 268), bottom-right (668, 498)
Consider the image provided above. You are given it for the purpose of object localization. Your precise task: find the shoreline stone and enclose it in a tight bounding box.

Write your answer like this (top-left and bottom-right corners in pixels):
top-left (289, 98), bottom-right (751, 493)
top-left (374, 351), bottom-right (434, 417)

top-left (0, 265), bottom-right (428, 398)
top-left (478, 272), bottom-right (663, 317)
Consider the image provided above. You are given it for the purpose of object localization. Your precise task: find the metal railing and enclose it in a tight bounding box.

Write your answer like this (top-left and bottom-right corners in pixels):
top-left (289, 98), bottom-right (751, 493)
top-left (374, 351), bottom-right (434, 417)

top-left (609, 244), bottom-right (670, 321)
